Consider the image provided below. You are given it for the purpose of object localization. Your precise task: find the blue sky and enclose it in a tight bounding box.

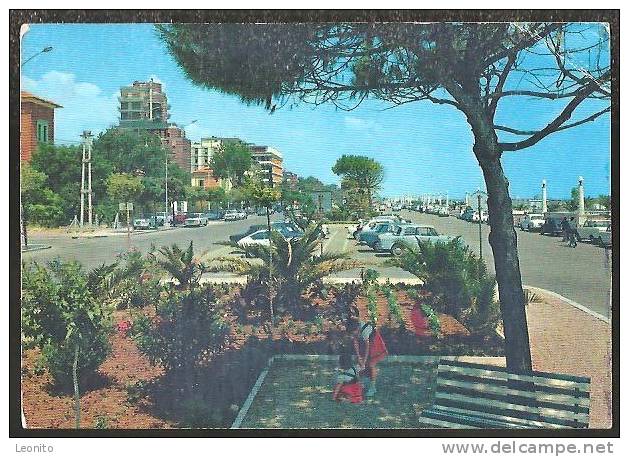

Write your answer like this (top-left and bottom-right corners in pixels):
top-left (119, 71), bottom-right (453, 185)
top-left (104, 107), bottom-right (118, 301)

top-left (21, 24), bottom-right (611, 199)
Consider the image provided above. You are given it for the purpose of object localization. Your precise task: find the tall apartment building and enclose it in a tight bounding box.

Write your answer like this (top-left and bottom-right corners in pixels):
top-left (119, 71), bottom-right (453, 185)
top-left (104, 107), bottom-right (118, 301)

top-left (20, 91), bottom-right (62, 162)
top-left (119, 80), bottom-right (169, 129)
top-left (249, 145), bottom-right (284, 187)
top-left (118, 80), bottom-right (190, 171)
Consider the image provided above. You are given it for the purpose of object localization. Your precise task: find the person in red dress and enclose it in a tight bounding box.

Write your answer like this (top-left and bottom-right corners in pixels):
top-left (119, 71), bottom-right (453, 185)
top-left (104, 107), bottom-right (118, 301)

top-left (347, 315), bottom-right (388, 398)
top-left (332, 345), bottom-right (363, 403)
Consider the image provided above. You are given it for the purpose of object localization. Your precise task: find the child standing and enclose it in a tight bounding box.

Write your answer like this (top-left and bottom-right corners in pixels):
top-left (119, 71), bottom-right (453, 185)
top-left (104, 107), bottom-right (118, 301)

top-left (347, 317), bottom-right (388, 398)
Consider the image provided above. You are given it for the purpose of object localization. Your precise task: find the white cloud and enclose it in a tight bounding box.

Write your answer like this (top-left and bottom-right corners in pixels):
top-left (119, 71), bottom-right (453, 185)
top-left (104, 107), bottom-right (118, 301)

top-left (22, 71), bottom-right (119, 142)
top-left (344, 116), bottom-right (377, 131)
top-left (183, 122), bottom-right (211, 142)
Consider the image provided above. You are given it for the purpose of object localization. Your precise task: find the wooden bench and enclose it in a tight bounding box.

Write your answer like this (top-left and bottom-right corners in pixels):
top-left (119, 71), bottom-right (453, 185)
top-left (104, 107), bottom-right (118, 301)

top-left (419, 358), bottom-right (590, 429)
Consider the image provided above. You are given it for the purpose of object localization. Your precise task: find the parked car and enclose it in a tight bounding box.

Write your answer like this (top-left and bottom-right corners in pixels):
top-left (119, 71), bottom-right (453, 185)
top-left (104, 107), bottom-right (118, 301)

top-left (374, 224), bottom-right (454, 256)
top-left (392, 204), bottom-right (403, 212)
top-left (148, 215), bottom-right (164, 228)
top-left (184, 213), bottom-right (209, 227)
top-left (238, 229), bottom-right (273, 250)
top-left (540, 218), bottom-right (563, 236)
top-left (133, 218), bottom-right (153, 230)
top-left (353, 216), bottom-right (400, 240)
top-left (153, 212), bottom-right (167, 226)
top-left (229, 221), bottom-right (302, 243)
top-left (224, 209), bottom-right (247, 221)
top-left (520, 214), bottom-right (545, 231)
top-left (598, 225), bottom-right (612, 247)
top-left (173, 212), bottom-right (188, 225)
top-left (460, 207), bottom-right (475, 221)
top-left (576, 220), bottom-right (611, 243)
top-left (204, 211), bottom-right (223, 221)
top-left (361, 221), bottom-right (408, 248)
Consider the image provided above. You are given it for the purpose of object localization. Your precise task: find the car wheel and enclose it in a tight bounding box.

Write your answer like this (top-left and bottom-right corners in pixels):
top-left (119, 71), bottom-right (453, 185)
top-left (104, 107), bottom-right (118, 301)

top-left (598, 236), bottom-right (604, 246)
top-left (391, 244), bottom-right (404, 256)
top-left (589, 235), bottom-right (594, 243)
top-left (576, 233), bottom-right (582, 242)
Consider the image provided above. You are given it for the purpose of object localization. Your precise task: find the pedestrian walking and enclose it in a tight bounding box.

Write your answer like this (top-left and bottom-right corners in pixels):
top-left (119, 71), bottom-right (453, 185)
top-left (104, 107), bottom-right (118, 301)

top-left (561, 217), bottom-right (570, 242)
top-left (568, 217), bottom-right (578, 248)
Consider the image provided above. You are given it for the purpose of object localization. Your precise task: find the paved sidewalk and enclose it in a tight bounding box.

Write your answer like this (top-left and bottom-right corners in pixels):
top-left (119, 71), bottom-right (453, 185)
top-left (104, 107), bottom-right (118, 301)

top-left (526, 290), bottom-right (612, 429)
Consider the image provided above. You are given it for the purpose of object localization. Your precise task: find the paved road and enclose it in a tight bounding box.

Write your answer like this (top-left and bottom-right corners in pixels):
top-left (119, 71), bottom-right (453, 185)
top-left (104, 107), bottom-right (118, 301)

top-left (24, 210), bottom-right (612, 318)
top-left (390, 211), bottom-right (612, 318)
top-left (23, 216), bottom-right (273, 270)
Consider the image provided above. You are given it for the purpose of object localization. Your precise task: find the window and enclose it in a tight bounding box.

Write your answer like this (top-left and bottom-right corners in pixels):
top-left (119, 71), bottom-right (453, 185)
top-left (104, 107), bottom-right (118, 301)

top-left (36, 120), bottom-right (49, 143)
top-left (251, 231), bottom-right (269, 240)
top-left (403, 227), bottom-right (416, 236)
top-left (198, 180), bottom-right (204, 187)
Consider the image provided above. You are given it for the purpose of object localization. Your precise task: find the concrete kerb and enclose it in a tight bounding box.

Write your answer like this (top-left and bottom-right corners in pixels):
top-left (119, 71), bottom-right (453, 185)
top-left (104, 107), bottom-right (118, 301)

top-left (523, 284), bottom-right (610, 324)
top-left (21, 244), bottom-right (52, 253)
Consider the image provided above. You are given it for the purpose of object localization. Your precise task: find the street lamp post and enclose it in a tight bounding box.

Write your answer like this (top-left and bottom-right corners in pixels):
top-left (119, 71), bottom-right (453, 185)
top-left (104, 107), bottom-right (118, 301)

top-left (21, 46), bottom-right (53, 66)
top-left (20, 46), bottom-right (53, 248)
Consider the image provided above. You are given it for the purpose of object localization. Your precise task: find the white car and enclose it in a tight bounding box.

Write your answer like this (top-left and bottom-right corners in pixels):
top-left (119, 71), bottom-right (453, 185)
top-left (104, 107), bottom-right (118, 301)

top-left (184, 213), bottom-right (208, 227)
top-left (223, 210), bottom-right (245, 221)
top-left (237, 229), bottom-right (287, 254)
top-left (576, 220), bottom-right (611, 243)
top-left (520, 214), bottom-right (544, 231)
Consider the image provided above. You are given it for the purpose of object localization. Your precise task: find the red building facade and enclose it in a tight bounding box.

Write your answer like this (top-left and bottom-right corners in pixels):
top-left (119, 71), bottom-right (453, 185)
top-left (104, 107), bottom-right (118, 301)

top-left (20, 91), bottom-right (62, 162)
top-left (156, 126), bottom-right (191, 171)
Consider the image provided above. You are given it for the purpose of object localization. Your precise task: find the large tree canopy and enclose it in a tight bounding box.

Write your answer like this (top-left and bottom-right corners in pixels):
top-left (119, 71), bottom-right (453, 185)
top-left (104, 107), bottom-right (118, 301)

top-left (158, 22), bottom-right (611, 372)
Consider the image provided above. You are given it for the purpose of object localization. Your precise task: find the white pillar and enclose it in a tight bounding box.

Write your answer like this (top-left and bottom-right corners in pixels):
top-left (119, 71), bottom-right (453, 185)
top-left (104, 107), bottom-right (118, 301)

top-left (182, 201), bottom-right (188, 213)
top-left (542, 179), bottom-right (548, 214)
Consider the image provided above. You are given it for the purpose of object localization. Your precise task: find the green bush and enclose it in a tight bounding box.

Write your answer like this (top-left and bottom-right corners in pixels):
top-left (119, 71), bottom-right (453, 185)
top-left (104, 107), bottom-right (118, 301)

top-left (21, 260), bottom-right (113, 386)
top-left (388, 238), bottom-right (499, 334)
top-left (131, 284), bottom-right (231, 379)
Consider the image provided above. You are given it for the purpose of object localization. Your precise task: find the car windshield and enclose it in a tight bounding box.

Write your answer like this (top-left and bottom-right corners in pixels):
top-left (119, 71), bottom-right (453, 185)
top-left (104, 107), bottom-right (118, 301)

top-left (531, 215), bottom-right (544, 220)
top-left (589, 220), bottom-right (610, 227)
top-left (427, 228), bottom-right (438, 236)
top-left (376, 224), bottom-right (390, 233)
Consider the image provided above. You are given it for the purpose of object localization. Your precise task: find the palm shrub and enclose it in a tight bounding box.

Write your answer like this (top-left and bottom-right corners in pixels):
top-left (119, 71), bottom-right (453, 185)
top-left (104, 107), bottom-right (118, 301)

top-left (131, 242), bottom-right (231, 392)
top-left (387, 238), bottom-right (500, 334)
top-left (210, 223), bottom-right (361, 316)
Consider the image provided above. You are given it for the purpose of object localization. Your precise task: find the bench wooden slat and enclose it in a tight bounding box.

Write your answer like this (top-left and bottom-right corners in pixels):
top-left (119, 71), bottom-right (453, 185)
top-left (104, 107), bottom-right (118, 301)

top-left (429, 404), bottom-right (561, 429)
top-left (439, 364), bottom-right (590, 390)
top-left (418, 414), bottom-right (481, 429)
top-left (422, 408), bottom-right (532, 429)
top-left (436, 379), bottom-right (591, 411)
top-left (440, 358), bottom-right (591, 383)
top-left (435, 392), bottom-right (589, 427)
top-left (420, 359), bottom-right (591, 429)
top-left (439, 370), bottom-right (590, 398)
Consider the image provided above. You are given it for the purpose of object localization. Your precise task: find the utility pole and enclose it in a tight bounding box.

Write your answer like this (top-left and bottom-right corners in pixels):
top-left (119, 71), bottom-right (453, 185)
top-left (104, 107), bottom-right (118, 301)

top-left (79, 131), bottom-right (93, 227)
top-left (478, 193), bottom-right (483, 261)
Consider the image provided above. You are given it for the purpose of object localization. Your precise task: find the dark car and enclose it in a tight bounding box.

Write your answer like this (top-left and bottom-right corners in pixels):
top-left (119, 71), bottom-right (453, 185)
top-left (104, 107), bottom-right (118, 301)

top-left (540, 218), bottom-right (563, 236)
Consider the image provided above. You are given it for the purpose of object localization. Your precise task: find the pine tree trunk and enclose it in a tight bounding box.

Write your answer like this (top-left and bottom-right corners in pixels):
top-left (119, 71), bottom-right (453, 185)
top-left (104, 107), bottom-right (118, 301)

top-left (466, 109), bottom-right (533, 374)
top-left (73, 344), bottom-right (81, 428)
